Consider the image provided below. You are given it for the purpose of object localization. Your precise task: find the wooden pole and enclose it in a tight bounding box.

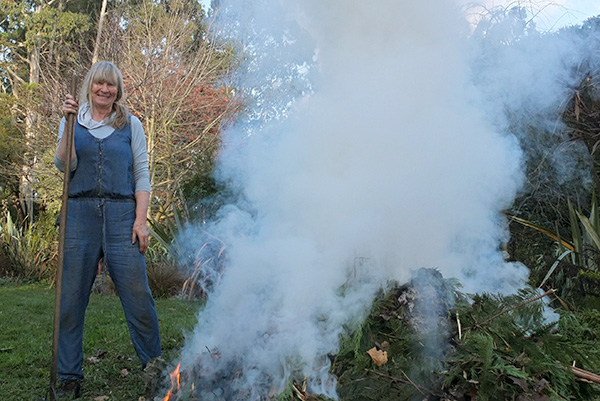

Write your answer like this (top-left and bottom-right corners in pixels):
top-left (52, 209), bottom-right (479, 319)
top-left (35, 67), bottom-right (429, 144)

top-left (49, 77), bottom-right (78, 400)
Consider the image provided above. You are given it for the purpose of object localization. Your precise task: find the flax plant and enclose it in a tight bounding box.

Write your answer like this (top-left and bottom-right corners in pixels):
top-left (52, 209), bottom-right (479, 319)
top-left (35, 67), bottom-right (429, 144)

top-left (510, 192), bottom-right (600, 302)
top-left (0, 210), bottom-right (56, 280)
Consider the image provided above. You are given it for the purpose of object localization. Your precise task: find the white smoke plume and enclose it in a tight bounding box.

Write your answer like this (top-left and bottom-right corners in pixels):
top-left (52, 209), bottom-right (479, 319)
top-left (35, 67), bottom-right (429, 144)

top-left (173, 0), bottom-right (599, 398)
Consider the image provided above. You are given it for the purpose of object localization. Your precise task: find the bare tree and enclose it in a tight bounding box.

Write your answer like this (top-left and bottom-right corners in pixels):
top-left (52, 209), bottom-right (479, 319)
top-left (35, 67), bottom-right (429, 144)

top-left (98, 0), bottom-right (239, 219)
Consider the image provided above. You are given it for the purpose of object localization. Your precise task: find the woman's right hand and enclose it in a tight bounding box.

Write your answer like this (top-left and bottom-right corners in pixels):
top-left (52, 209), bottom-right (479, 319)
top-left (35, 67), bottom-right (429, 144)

top-left (62, 94), bottom-right (79, 115)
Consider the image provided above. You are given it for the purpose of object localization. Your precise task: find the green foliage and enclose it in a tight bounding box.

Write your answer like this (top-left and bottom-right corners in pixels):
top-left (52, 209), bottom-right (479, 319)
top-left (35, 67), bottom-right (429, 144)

top-left (333, 280), bottom-right (456, 401)
top-left (1, 1), bottom-right (95, 89)
top-left (148, 205), bottom-right (189, 265)
top-left (0, 94), bottom-right (26, 191)
top-left (333, 283), bottom-right (600, 401)
top-left (447, 289), bottom-right (600, 400)
top-left (568, 194), bottom-right (600, 273)
top-left (0, 0), bottom-right (99, 234)
top-left (34, 141), bottom-right (64, 217)
top-left (509, 192), bottom-right (600, 305)
top-left (25, 7), bottom-right (91, 51)
top-left (0, 208), bottom-right (57, 280)
top-left (180, 160), bottom-right (226, 222)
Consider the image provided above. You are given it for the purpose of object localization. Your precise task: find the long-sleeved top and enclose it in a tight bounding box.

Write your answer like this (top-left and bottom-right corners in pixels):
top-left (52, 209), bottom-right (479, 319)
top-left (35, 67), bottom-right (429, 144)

top-left (55, 102), bottom-right (151, 193)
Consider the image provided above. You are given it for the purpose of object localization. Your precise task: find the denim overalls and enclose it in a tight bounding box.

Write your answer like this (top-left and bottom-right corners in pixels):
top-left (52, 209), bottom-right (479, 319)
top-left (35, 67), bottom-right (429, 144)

top-left (58, 120), bottom-right (161, 381)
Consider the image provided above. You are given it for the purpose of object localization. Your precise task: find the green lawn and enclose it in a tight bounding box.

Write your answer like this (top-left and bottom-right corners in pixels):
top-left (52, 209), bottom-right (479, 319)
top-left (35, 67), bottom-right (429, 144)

top-left (0, 280), bottom-right (202, 401)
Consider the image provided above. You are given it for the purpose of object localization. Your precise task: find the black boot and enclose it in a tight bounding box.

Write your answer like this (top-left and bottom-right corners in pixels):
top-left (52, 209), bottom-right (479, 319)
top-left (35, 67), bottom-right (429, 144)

top-left (56, 379), bottom-right (82, 399)
top-left (143, 357), bottom-right (167, 398)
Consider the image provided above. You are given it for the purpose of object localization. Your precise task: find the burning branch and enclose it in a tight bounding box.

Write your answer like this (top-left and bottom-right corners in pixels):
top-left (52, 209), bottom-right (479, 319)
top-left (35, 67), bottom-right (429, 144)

top-left (161, 363), bottom-right (181, 401)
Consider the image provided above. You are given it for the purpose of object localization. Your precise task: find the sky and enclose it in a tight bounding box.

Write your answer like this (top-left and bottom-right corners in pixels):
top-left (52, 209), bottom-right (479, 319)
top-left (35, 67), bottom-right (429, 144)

top-left (199, 0), bottom-right (600, 30)
top-left (550, 0), bottom-right (600, 22)
top-left (533, 0), bottom-right (600, 27)
top-left (468, 0), bottom-right (600, 30)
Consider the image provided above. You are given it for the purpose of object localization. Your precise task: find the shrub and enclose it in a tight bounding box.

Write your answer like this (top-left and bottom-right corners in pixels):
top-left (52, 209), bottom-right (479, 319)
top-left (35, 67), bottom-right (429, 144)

top-left (0, 210), bottom-right (57, 280)
top-left (146, 255), bottom-right (186, 299)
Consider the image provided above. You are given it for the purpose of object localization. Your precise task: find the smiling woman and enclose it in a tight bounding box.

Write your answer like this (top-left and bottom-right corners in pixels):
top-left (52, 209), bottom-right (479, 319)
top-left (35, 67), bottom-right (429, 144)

top-left (90, 80), bottom-right (117, 118)
top-left (79, 61), bottom-right (127, 129)
top-left (53, 61), bottom-right (161, 399)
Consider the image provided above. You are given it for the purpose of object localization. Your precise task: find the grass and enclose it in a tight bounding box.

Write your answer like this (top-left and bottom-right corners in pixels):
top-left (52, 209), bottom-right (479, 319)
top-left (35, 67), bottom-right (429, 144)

top-left (0, 279), bottom-right (202, 401)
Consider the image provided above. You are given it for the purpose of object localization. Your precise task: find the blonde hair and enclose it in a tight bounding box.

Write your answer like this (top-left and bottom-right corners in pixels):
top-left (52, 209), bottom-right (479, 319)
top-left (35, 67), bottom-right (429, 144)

top-left (79, 61), bottom-right (129, 129)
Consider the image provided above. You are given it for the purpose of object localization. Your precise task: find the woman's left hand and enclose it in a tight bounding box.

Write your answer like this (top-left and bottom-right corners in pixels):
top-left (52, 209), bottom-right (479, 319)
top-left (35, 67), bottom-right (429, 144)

top-left (132, 219), bottom-right (149, 254)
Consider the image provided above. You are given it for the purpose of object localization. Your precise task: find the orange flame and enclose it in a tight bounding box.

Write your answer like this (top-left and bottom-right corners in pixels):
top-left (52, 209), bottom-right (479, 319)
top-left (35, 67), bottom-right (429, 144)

top-left (161, 362), bottom-right (181, 401)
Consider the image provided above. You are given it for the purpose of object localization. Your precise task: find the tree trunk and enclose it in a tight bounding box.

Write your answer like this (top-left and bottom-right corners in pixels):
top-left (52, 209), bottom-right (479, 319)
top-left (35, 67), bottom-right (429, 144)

top-left (92, 0), bottom-right (109, 65)
top-left (21, 25), bottom-right (42, 225)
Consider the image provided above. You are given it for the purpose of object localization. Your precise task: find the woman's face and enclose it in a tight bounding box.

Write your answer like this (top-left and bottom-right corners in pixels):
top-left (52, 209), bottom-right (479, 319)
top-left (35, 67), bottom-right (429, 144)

top-left (90, 79), bottom-right (118, 110)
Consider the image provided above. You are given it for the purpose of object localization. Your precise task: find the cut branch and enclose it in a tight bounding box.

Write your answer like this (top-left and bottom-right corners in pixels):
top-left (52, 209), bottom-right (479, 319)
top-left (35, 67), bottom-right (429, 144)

top-left (367, 369), bottom-right (429, 396)
top-left (571, 366), bottom-right (600, 384)
top-left (478, 289), bottom-right (556, 327)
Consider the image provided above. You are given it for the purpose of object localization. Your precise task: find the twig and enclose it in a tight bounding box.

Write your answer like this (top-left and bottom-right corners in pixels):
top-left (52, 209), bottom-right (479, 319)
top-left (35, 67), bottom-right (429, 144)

top-left (478, 289), bottom-right (556, 327)
top-left (367, 369), bottom-right (428, 396)
top-left (292, 382), bottom-right (306, 400)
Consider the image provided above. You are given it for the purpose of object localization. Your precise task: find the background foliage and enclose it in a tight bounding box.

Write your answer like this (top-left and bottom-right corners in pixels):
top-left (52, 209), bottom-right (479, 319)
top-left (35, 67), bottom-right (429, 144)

top-left (2, 3), bottom-right (600, 400)
top-left (0, 0), bottom-right (239, 292)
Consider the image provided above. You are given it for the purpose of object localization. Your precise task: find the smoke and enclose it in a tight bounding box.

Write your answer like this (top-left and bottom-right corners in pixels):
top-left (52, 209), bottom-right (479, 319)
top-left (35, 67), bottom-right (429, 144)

top-left (465, 4), bottom-right (600, 202)
top-left (174, 0), bottom-right (599, 398)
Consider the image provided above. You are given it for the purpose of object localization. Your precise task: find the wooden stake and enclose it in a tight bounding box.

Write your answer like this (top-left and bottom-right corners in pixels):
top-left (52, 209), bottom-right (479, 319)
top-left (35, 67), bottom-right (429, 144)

top-left (49, 76), bottom-right (78, 400)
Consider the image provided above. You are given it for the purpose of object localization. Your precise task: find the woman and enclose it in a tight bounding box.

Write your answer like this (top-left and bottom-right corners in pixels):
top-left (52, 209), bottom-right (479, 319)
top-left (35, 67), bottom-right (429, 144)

top-left (54, 61), bottom-right (162, 398)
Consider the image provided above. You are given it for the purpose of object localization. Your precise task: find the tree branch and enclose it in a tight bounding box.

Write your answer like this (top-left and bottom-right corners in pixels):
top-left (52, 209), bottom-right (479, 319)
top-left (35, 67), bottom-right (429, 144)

top-left (478, 289), bottom-right (556, 327)
top-left (5, 65), bottom-right (26, 85)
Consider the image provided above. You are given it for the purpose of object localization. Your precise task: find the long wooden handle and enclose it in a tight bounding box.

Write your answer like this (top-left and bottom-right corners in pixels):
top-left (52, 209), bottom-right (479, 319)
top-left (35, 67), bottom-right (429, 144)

top-left (49, 77), bottom-right (78, 400)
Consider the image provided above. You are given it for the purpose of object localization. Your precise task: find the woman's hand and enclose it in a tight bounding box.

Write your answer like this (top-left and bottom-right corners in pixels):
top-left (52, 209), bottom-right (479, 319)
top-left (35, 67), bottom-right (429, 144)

top-left (132, 219), bottom-right (149, 254)
top-left (62, 94), bottom-right (79, 115)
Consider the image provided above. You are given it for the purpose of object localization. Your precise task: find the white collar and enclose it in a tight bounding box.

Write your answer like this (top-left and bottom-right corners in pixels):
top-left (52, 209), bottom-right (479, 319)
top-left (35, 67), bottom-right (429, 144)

top-left (77, 102), bottom-right (116, 130)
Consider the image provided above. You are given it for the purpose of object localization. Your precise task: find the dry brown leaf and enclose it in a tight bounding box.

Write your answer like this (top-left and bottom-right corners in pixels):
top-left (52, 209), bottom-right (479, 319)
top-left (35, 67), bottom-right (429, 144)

top-left (94, 396), bottom-right (109, 401)
top-left (120, 368), bottom-right (129, 377)
top-left (367, 347), bottom-right (388, 366)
